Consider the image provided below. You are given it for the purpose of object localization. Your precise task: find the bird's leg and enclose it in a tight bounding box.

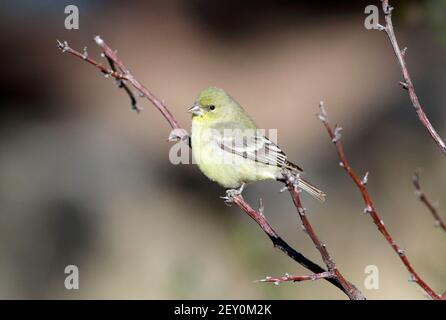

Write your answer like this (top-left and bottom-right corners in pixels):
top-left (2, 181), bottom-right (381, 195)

top-left (168, 128), bottom-right (190, 145)
top-left (221, 183), bottom-right (246, 205)
top-left (280, 169), bottom-right (301, 191)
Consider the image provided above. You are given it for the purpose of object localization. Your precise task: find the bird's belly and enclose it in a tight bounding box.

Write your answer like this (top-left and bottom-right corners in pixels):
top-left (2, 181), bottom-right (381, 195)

top-left (192, 136), bottom-right (279, 188)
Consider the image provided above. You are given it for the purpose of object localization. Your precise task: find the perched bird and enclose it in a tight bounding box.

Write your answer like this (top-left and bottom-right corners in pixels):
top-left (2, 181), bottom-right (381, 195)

top-left (188, 87), bottom-right (325, 202)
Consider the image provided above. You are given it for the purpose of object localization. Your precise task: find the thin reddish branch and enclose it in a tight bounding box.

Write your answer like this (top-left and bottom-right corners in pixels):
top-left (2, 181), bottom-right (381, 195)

top-left (258, 271), bottom-right (333, 284)
top-left (318, 102), bottom-right (442, 300)
top-left (57, 40), bottom-right (126, 79)
top-left (231, 195), bottom-right (350, 295)
top-left (57, 38), bottom-right (185, 138)
top-left (412, 172), bottom-right (446, 232)
top-left (285, 182), bottom-right (364, 300)
top-left (379, 0), bottom-right (446, 156)
top-left (93, 36), bottom-right (181, 131)
top-left (58, 37), bottom-right (355, 298)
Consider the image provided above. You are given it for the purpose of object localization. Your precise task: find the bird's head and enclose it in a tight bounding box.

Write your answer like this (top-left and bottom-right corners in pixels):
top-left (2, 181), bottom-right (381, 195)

top-left (188, 87), bottom-right (241, 121)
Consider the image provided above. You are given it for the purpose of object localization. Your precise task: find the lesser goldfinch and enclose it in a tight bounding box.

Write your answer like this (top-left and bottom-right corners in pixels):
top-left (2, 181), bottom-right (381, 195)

top-left (188, 87), bottom-right (325, 202)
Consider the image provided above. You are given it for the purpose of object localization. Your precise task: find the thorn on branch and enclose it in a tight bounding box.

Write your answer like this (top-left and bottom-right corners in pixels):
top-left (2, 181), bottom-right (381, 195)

top-left (94, 35), bottom-right (104, 46)
top-left (363, 205), bottom-right (373, 215)
top-left (397, 248), bottom-right (405, 257)
top-left (317, 101), bottom-right (328, 122)
top-left (82, 46), bottom-right (88, 60)
top-left (56, 40), bottom-right (69, 52)
top-left (376, 24), bottom-right (386, 31)
top-left (401, 47), bottom-right (408, 57)
top-left (387, 5), bottom-right (394, 15)
top-left (258, 198), bottom-right (265, 216)
top-left (362, 172), bottom-right (369, 186)
top-left (332, 125), bottom-right (343, 143)
top-left (399, 81), bottom-right (409, 90)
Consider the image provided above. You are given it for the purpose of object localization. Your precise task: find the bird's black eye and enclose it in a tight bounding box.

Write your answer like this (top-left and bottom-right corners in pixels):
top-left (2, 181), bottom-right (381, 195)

top-left (209, 105), bottom-right (215, 110)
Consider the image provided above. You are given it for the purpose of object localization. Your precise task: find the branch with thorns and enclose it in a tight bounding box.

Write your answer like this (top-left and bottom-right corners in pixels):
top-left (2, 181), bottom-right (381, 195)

top-left (285, 179), bottom-right (364, 300)
top-left (377, 0), bottom-right (446, 156)
top-left (242, 172), bottom-right (365, 299)
top-left (229, 194), bottom-right (358, 297)
top-left (318, 102), bottom-right (444, 300)
top-left (58, 36), bottom-right (363, 299)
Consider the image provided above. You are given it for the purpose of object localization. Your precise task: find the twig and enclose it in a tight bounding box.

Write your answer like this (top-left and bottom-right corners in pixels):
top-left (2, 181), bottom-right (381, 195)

top-left (378, 0), bottom-right (446, 156)
top-left (258, 271), bottom-right (333, 284)
top-left (231, 194), bottom-right (350, 295)
top-left (93, 36), bottom-right (182, 132)
top-left (412, 171), bottom-right (446, 231)
top-left (318, 101), bottom-right (443, 300)
top-left (57, 38), bottom-right (187, 141)
top-left (57, 40), bottom-right (126, 79)
top-left (106, 56), bottom-right (142, 113)
top-left (285, 179), bottom-right (365, 300)
top-left (58, 37), bottom-right (354, 298)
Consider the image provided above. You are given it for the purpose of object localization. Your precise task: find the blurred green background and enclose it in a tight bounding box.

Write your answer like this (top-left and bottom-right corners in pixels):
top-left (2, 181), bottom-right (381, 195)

top-left (0, 0), bottom-right (445, 299)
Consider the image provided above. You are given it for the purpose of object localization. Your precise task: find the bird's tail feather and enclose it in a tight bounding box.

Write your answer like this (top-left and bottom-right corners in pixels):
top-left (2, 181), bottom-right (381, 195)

top-left (282, 160), bottom-right (326, 202)
top-left (297, 178), bottom-right (326, 203)
top-left (284, 160), bottom-right (303, 172)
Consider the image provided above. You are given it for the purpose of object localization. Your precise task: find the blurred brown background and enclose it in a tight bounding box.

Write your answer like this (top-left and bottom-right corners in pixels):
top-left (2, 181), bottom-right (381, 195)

top-left (0, 0), bottom-right (445, 299)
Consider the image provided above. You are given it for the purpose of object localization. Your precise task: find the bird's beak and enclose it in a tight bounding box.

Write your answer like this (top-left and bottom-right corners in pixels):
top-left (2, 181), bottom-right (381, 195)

top-left (188, 103), bottom-right (204, 116)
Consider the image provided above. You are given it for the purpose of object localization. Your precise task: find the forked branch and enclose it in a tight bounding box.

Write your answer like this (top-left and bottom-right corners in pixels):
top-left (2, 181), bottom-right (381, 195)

top-left (285, 180), bottom-right (364, 300)
top-left (230, 194), bottom-right (350, 295)
top-left (318, 102), bottom-right (443, 300)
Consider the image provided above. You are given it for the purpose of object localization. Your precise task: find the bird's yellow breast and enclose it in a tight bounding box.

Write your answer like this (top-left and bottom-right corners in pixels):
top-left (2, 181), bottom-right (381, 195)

top-left (191, 118), bottom-right (280, 189)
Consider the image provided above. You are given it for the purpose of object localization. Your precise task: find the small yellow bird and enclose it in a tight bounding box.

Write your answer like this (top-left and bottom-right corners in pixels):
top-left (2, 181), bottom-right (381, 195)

top-left (188, 87), bottom-right (325, 202)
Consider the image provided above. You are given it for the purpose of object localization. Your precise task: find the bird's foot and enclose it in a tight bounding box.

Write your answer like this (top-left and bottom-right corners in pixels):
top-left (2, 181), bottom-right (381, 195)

top-left (168, 128), bottom-right (190, 143)
top-left (280, 170), bottom-right (301, 191)
top-left (220, 183), bottom-right (246, 205)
